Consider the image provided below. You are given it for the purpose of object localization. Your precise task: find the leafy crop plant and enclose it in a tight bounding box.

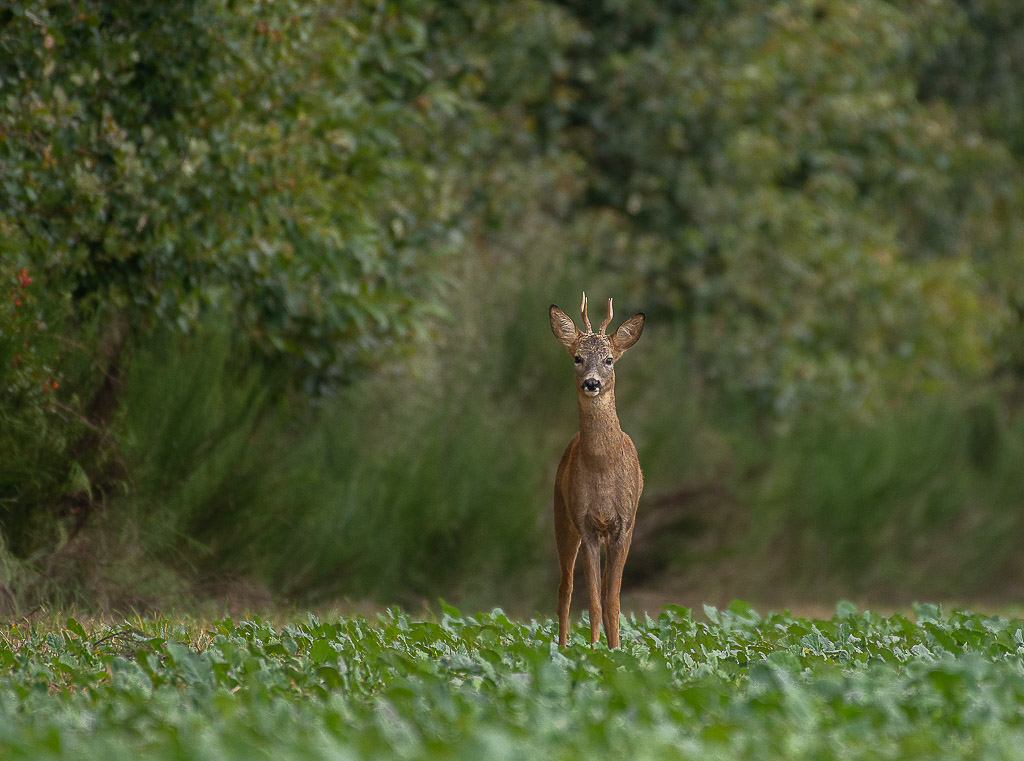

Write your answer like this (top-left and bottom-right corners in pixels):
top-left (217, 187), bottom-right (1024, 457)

top-left (2, 603), bottom-right (1024, 759)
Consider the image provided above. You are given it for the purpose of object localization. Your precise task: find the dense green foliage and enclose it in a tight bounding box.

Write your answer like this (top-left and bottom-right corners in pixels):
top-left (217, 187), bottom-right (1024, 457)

top-left (0, 0), bottom-right (468, 567)
top-left (440, 0), bottom-right (1024, 414)
top-left (1, 1), bottom-right (457, 378)
top-left (6, 605), bottom-right (1024, 759)
top-left (2, 0), bottom-right (1024, 609)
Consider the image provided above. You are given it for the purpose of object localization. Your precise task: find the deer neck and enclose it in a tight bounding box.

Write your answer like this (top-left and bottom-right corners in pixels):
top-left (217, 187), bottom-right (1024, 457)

top-left (577, 390), bottom-right (624, 465)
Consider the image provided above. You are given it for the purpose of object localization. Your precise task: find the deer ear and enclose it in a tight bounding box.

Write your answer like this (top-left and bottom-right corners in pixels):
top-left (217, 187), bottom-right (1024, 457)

top-left (610, 313), bottom-right (645, 355)
top-left (549, 305), bottom-right (579, 349)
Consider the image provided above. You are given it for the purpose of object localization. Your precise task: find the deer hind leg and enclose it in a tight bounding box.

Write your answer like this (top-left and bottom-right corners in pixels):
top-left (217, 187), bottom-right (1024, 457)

top-left (554, 492), bottom-right (580, 647)
top-left (602, 536), bottom-right (631, 649)
top-left (601, 546), bottom-right (613, 642)
top-left (580, 540), bottom-right (603, 647)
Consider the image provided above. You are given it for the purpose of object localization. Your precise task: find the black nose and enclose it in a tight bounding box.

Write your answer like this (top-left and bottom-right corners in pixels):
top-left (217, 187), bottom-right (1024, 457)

top-left (582, 379), bottom-right (601, 393)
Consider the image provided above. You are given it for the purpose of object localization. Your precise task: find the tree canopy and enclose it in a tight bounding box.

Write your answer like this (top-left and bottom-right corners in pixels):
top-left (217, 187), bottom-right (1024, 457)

top-left (1, 1), bottom-right (463, 388)
top-left (434, 0), bottom-right (1024, 415)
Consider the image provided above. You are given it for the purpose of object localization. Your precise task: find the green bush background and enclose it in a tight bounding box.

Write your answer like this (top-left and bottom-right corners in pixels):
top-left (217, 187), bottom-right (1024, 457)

top-left (3, 0), bottom-right (1024, 611)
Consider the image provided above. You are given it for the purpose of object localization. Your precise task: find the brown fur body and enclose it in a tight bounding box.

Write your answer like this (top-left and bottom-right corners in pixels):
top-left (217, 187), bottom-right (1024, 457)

top-left (549, 296), bottom-right (645, 648)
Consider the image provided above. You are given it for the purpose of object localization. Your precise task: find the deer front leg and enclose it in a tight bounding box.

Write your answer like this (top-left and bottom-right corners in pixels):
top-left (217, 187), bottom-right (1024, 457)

top-left (554, 489), bottom-right (580, 647)
top-left (602, 537), bottom-right (631, 649)
top-left (580, 541), bottom-right (603, 647)
top-left (556, 551), bottom-right (578, 647)
top-left (555, 539), bottom-right (580, 648)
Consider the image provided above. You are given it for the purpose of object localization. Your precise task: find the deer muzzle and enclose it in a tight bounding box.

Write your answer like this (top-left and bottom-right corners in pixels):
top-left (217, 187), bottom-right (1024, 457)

top-left (581, 378), bottom-right (601, 396)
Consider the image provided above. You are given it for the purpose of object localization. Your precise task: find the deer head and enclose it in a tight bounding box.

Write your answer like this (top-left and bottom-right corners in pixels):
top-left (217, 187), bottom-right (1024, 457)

top-left (549, 292), bottom-right (646, 399)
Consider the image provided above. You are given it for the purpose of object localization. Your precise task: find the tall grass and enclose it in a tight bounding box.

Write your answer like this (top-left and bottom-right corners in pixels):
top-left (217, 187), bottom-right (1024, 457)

top-left (116, 314), bottom-right (558, 607)
top-left (73, 256), bottom-right (1024, 609)
top-left (755, 394), bottom-right (1024, 598)
top-left (259, 385), bottom-right (550, 601)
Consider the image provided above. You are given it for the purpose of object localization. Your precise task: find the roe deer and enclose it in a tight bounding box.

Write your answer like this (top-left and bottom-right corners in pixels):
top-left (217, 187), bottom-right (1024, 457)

top-left (549, 293), bottom-right (645, 648)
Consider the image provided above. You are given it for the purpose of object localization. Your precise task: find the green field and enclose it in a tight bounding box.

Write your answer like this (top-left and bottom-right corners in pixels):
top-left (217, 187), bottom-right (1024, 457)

top-left (3, 604), bottom-right (1024, 760)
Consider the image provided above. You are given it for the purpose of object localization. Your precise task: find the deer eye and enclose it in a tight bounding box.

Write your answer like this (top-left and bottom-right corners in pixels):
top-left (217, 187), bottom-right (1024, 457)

top-left (604, 357), bottom-right (613, 366)
top-left (574, 356), bottom-right (583, 364)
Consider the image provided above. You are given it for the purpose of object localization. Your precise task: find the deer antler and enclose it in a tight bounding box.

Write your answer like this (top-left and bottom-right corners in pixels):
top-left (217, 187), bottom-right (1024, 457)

top-left (580, 291), bottom-right (593, 333)
top-left (598, 298), bottom-right (613, 335)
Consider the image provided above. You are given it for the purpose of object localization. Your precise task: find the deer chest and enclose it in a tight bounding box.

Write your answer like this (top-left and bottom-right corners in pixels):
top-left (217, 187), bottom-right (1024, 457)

top-left (565, 463), bottom-right (640, 542)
